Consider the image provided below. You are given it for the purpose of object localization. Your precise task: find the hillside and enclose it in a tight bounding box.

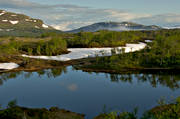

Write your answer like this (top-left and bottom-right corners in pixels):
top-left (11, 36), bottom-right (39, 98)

top-left (163, 25), bottom-right (180, 29)
top-left (0, 10), bottom-right (61, 37)
top-left (67, 22), bottom-right (161, 33)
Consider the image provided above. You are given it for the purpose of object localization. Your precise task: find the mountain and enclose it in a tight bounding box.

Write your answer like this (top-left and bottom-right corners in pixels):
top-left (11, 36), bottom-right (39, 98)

top-left (0, 10), bottom-right (61, 37)
top-left (67, 22), bottom-right (161, 33)
top-left (163, 25), bottom-right (180, 29)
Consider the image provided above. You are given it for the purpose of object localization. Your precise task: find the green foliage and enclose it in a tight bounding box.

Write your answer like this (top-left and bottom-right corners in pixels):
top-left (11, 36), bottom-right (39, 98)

top-left (0, 36), bottom-right (68, 56)
top-left (142, 99), bottom-right (180, 119)
top-left (0, 100), bottom-right (84, 119)
top-left (66, 30), bottom-right (144, 48)
top-left (100, 97), bottom-right (180, 119)
top-left (0, 97), bottom-right (180, 119)
top-left (105, 111), bottom-right (118, 119)
top-left (7, 100), bottom-right (17, 108)
top-left (81, 32), bottom-right (180, 71)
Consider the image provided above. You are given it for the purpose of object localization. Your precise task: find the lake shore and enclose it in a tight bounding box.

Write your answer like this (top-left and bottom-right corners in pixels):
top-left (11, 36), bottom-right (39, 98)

top-left (1, 54), bottom-right (180, 74)
top-left (74, 65), bottom-right (180, 74)
top-left (0, 105), bottom-right (85, 119)
top-left (0, 42), bottom-right (147, 72)
top-left (1, 99), bottom-right (179, 119)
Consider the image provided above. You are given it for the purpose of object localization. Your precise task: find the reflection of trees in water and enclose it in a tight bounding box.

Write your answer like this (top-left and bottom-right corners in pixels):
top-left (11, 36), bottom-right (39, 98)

top-left (0, 67), bottom-right (67, 86)
top-left (135, 73), bottom-right (180, 90)
top-left (109, 72), bottom-right (180, 90)
top-left (36, 67), bottom-right (67, 78)
top-left (0, 68), bottom-right (180, 90)
top-left (110, 74), bottom-right (133, 83)
top-left (0, 72), bottom-right (23, 85)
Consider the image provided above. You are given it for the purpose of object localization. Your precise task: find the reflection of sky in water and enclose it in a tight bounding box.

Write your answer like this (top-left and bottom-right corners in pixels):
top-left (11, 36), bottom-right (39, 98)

top-left (60, 82), bottom-right (78, 92)
top-left (0, 66), bottom-right (180, 119)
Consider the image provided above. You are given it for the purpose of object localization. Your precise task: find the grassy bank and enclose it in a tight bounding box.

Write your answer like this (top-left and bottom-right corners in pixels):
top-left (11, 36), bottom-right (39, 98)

top-left (95, 97), bottom-right (180, 119)
top-left (1, 97), bottom-right (180, 119)
top-left (0, 100), bottom-right (84, 119)
top-left (0, 36), bottom-right (67, 56)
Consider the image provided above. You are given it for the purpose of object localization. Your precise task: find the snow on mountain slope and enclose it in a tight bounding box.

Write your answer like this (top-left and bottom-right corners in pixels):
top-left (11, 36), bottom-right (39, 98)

top-left (0, 10), bottom-right (62, 36)
top-left (67, 22), bottom-right (161, 33)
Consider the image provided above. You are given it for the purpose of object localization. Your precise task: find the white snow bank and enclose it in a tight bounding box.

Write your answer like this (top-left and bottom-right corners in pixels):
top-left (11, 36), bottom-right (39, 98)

top-left (22, 42), bottom-right (146, 61)
top-left (6, 29), bottom-right (13, 31)
top-left (0, 63), bottom-right (19, 70)
top-left (145, 40), bottom-right (152, 43)
top-left (25, 19), bottom-right (32, 22)
top-left (35, 26), bottom-right (39, 29)
top-left (11, 14), bottom-right (17, 16)
top-left (0, 12), bottom-right (5, 16)
top-left (163, 26), bottom-right (180, 29)
top-left (42, 24), bottom-right (48, 28)
top-left (10, 20), bottom-right (19, 24)
top-left (2, 20), bottom-right (8, 22)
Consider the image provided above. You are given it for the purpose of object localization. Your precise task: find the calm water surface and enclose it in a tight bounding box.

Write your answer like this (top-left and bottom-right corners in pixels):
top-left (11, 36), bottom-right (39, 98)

top-left (0, 66), bottom-right (180, 119)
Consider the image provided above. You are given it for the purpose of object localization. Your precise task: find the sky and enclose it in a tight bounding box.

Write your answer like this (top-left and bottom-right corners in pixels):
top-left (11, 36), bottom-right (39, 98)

top-left (0, 0), bottom-right (180, 31)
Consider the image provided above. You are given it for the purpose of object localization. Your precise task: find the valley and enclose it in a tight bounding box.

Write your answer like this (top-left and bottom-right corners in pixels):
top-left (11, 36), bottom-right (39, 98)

top-left (0, 9), bottom-right (180, 119)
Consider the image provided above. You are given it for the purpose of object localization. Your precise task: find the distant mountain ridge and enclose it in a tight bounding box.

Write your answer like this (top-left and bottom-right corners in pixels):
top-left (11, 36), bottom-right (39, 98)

top-left (163, 25), bottom-right (180, 29)
top-left (67, 22), bottom-right (162, 33)
top-left (0, 9), bottom-right (164, 36)
top-left (0, 10), bottom-right (60, 37)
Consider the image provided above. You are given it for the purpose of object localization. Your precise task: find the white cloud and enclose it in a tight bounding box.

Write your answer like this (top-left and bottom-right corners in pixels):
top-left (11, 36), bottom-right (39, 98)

top-left (52, 21), bottom-right (94, 31)
top-left (67, 83), bottom-right (78, 92)
top-left (104, 9), bottom-right (151, 21)
top-left (134, 13), bottom-right (180, 26)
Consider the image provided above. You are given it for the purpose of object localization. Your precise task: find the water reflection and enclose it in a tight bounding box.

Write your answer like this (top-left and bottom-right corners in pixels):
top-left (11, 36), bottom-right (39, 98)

top-left (0, 68), bottom-right (180, 90)
top-left (0, 72), bottom-right (22, 86)
top-left (0, 67), bottom-right (180, 119)
top-left (109, 71), bottom-right (180, 90)
top-left (0, 66), bottom-right (67, 86)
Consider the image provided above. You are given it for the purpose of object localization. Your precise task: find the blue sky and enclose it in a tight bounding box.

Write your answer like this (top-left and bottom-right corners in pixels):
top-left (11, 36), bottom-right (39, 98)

top-left (0, 0), bottom-right (180, 30)
top-left (29, 0), bottom-right (180, 14)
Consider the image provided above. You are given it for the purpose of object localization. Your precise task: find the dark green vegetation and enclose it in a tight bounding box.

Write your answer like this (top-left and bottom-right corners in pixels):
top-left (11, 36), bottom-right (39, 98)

top-left (0, 100), bottom-right (84, 119)
top-left (95, 97), bottom-right (180, 119)
top-left (0, 29), bottom-right (170, 56)
top-left (44, 29), bottom-right (180, 48)
top-left (0, 97), bottom-right (180, 119)
top-left (1, 29), bottom-right (180, 71)
top-left (76, 29), bottom-right (180, 71)
top-left (0, 37), bottom-right (67, 56)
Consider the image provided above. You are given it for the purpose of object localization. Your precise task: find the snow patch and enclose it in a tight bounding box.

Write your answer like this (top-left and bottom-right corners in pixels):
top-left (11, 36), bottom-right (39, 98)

top-left (9, 20), bottom-right (19, 24)
top-left (42, 24), bottom-right (48, 28)
top-left (35, 26), bottom-right (39, 29)
top-left (34, 20), bottom-right (37, 22)
top-left (0, 63), bottom-right (19, 70)
top-left (0, 12), bottom-right (5, 16)
top-left (11, 14), bottom-right (17, 17)
top-left (22, 42), bottom-right (146, 61)
top-left (145, 40), bottom-right (152, 43)
top-left (163, 26), bottom-right (180, 29)
top-left (2, 20), bottom-right (8, 22)
top-left (6, 29), bottom-right (13, 31)
top-left (25, 19), bottom-right (32, 22)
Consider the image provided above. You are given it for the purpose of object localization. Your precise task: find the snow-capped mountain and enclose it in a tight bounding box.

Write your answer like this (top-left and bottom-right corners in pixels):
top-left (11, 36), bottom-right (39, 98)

top-left (163, 25), bottom-right (180, 29)
top-left (0, 10), bottom-right (60, 36)
top-left (67, 22), bottom-right (161, 33)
